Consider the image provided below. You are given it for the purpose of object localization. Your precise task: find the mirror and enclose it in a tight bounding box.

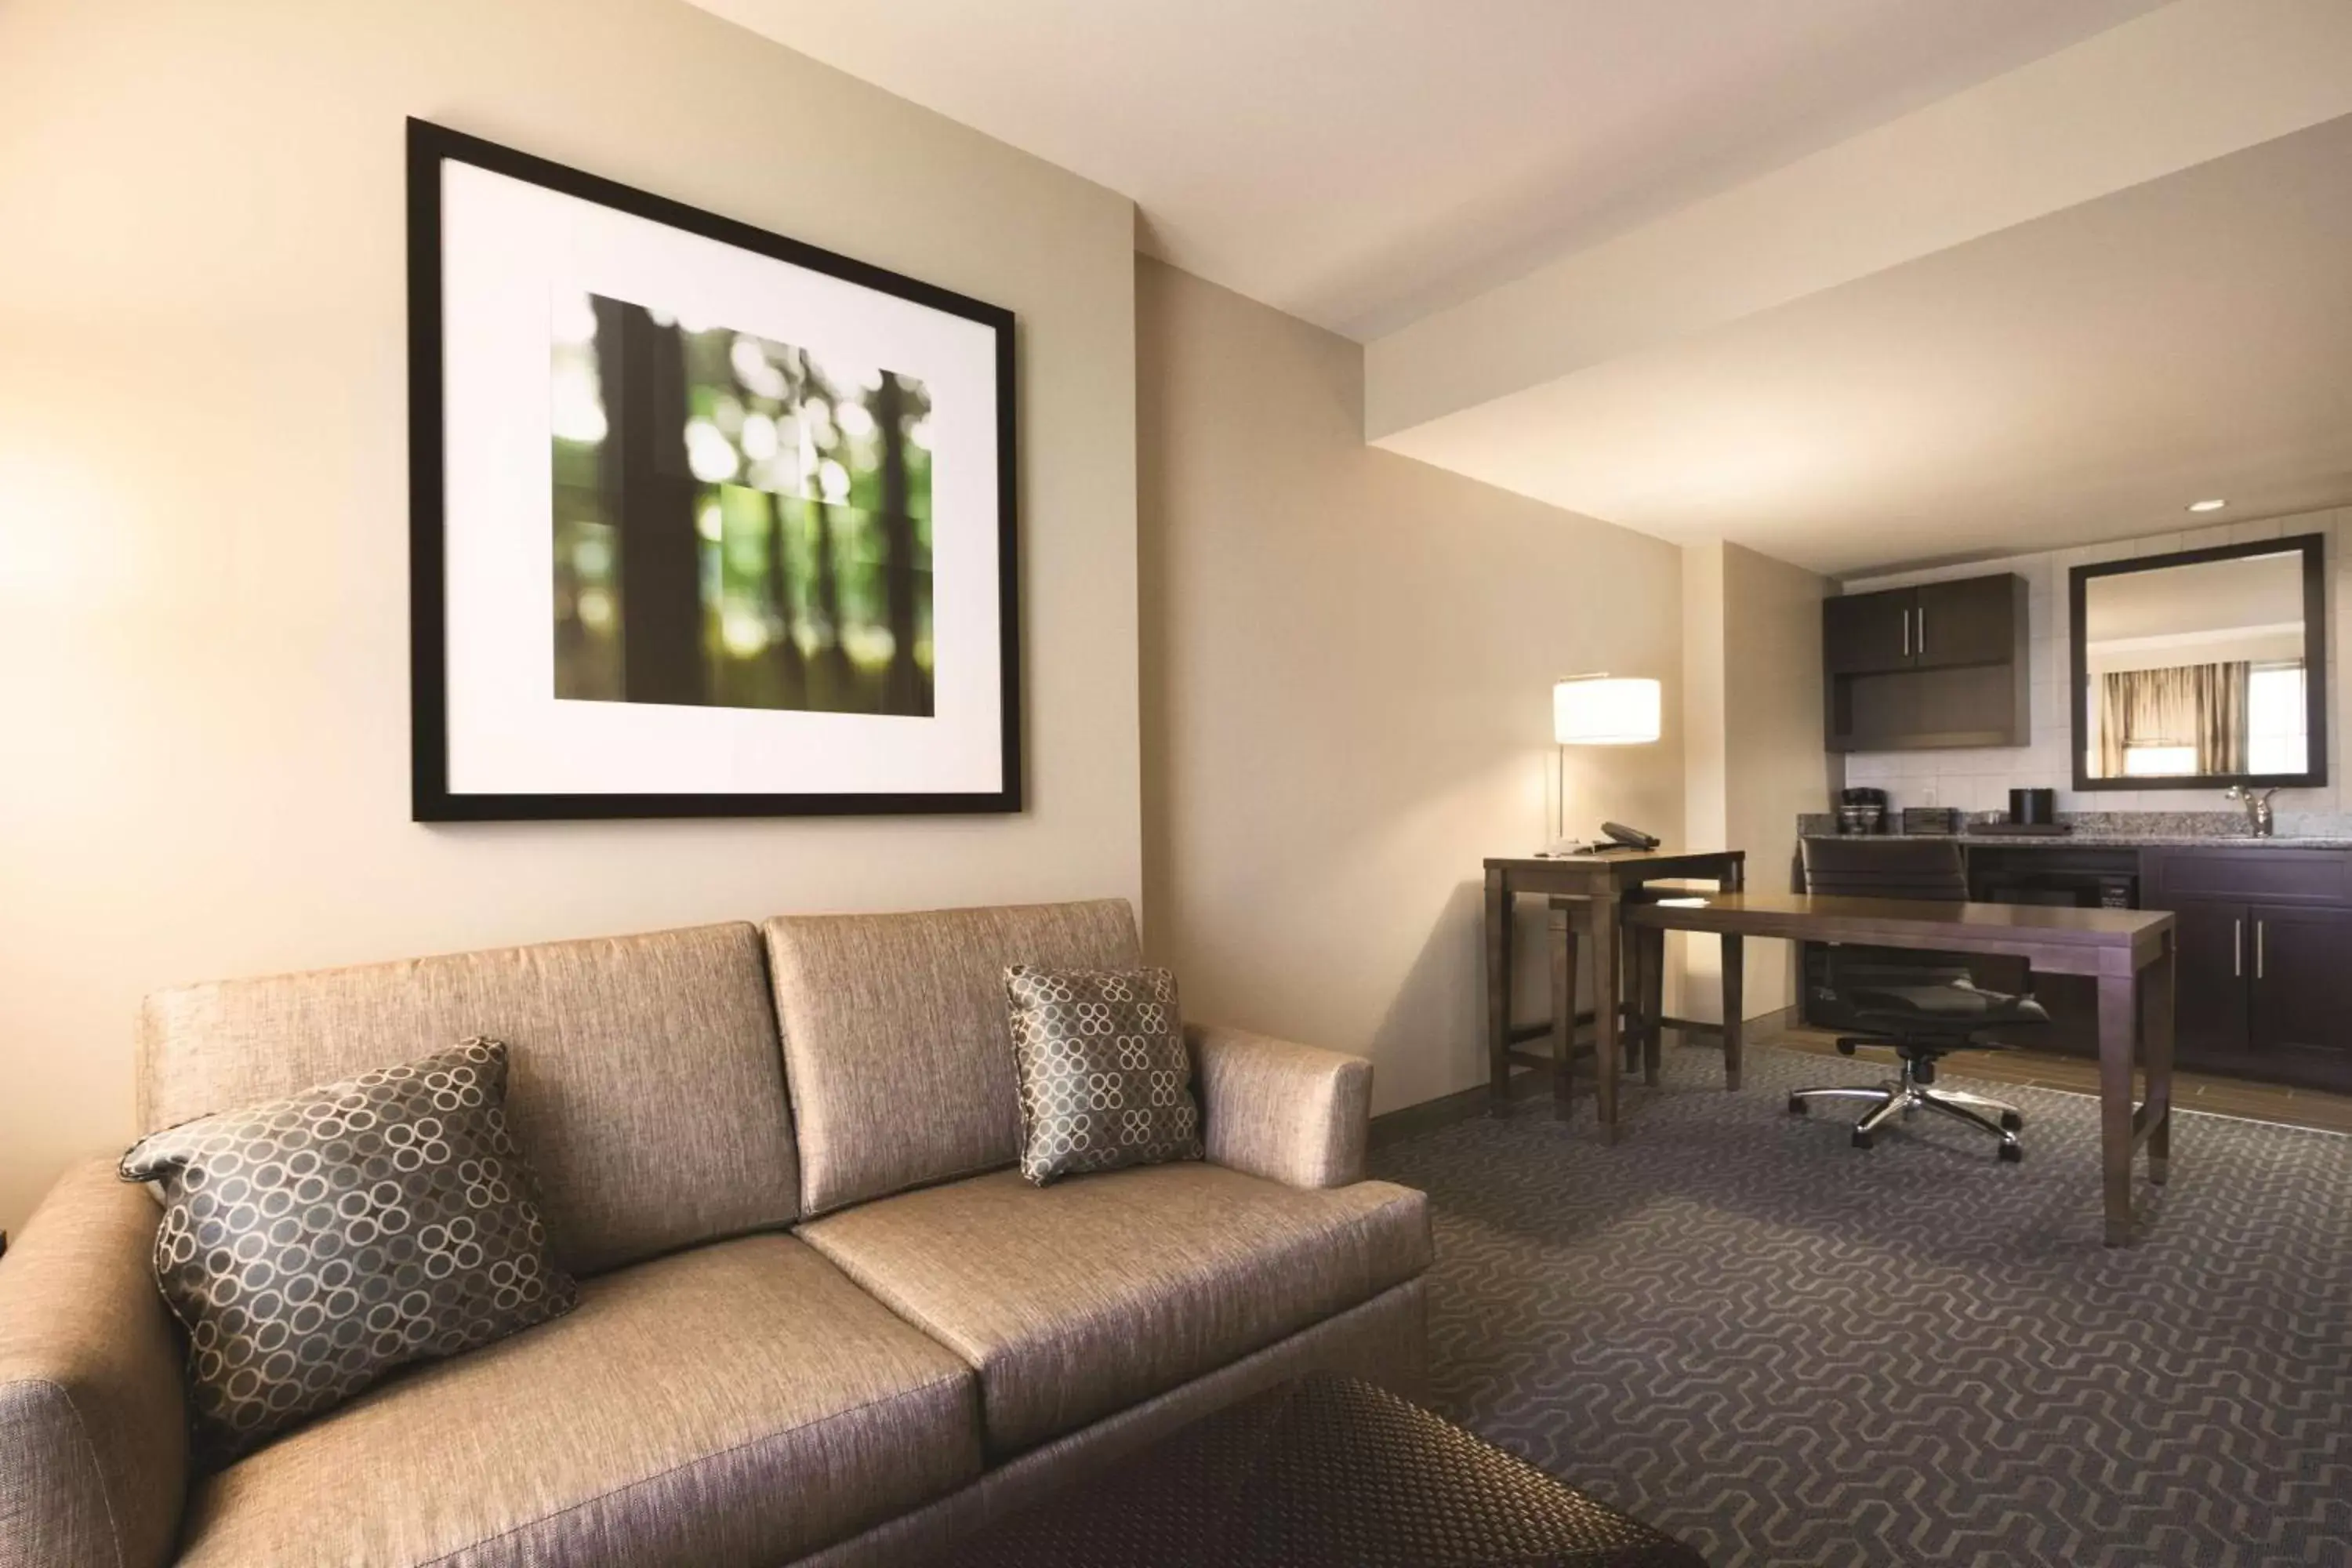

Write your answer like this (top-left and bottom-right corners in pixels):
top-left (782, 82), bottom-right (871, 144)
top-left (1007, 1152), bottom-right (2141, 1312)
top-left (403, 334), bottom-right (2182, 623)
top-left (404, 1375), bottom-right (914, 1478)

top-left (2070, 534), bottom-right (2328, 789)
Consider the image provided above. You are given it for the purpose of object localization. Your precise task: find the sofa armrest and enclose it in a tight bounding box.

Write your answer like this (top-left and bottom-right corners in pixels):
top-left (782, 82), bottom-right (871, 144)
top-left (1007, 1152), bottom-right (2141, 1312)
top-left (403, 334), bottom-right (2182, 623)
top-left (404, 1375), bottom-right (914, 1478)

top-left (0, 1159), bottom-right (186, 1568)
top-left (1187, 1022), bottom-right (1372, 1189)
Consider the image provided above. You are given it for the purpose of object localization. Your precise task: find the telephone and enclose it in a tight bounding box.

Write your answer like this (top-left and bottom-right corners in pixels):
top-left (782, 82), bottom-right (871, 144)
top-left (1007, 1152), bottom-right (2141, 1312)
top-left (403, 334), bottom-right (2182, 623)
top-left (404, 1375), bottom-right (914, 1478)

top-left (1541, 821), bottom-right (1661, 857)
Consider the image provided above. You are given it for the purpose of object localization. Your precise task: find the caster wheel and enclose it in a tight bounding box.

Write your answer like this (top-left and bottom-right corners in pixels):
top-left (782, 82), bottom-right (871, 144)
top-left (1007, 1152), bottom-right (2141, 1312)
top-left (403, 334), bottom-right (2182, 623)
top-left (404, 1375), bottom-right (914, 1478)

top-left (1851, 1129), bottom-right (1875, 1150)
top-left (1999, 1110), bottom-right (2024, 1133)
top-left (1998, 1142), bottom-right (2024, 1163)
top-left (1788, 1095), bottom-right (1809, 1116)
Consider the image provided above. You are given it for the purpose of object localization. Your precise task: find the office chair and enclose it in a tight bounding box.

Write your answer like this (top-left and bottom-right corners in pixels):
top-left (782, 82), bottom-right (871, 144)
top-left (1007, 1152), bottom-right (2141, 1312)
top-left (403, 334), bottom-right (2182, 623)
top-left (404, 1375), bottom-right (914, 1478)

top-left (1791, 837), bottom-right (2044, 1162)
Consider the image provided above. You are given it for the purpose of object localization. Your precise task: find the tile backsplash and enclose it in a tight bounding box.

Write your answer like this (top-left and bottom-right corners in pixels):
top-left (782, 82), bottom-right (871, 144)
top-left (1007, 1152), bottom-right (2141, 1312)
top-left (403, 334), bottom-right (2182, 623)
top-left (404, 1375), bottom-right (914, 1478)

top-left (1835, 507), bottom-right (2350, 826)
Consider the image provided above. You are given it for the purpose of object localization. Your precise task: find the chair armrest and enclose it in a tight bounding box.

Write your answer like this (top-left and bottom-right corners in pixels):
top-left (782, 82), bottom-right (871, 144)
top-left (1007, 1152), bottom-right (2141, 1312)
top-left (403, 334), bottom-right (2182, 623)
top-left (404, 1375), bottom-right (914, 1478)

top-left (0, 1159), bottom-right (186, 1568)
top-left (1187, 1022), bottom-right (1372, 1189)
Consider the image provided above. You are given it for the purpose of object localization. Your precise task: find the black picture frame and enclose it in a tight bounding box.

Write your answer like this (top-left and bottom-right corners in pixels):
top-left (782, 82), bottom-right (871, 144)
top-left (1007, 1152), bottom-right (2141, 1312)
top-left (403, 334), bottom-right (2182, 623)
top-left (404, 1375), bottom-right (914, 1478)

top-left (407, 118), bottom-right (1022, 822)
top-left (2068, 532), bottom-right (2329, 793)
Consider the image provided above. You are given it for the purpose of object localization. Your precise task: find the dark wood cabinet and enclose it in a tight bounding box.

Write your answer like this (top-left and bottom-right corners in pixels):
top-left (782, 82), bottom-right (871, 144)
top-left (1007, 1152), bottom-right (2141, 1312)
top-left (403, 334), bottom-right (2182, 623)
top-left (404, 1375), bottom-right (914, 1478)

top-left (1823, 573), bottom-right (2028, 751)
top-left (2248, 904), bottom-right (2352, 1076)
top-left (1823, 590), bottom-right (1915, 675)
top-left (2168, 900), bottom-right (2250, 1058)
top-left (1914, 576), bottom-right (2020, 670)
top-left (2139, 849), bottom-right (2352, 1091)
top-left (1799, 840), bottom-right (2352, 1093)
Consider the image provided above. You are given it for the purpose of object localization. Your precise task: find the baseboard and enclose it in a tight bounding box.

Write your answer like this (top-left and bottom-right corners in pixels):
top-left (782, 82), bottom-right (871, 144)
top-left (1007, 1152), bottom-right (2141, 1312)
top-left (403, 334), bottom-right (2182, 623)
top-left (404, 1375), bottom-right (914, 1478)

top-left (1367, 1075), bottom-right (1539, 1149)
top-left (1368, 1006), bottom-right (1802, 1149)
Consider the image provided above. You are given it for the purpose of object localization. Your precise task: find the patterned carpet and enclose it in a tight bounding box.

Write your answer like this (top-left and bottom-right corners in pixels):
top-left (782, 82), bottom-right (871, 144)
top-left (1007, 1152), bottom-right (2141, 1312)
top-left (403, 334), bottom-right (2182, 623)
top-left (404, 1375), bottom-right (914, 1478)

top-left (1370, 1041), bottom-right (2352, 1568)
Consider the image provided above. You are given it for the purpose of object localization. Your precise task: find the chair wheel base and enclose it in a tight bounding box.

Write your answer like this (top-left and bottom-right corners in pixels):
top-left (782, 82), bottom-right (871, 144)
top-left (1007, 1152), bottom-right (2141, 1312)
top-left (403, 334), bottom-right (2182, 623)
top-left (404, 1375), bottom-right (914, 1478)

top-left (1788, 1095), bottom-right (1808, 1116)
top-left (1998, 1141), bottom-right (2024, 1163)
top-left (2000, 1110), bottom-right (2024, 1133)
top-left (1851, 1129), bottom-right (1875, 1150)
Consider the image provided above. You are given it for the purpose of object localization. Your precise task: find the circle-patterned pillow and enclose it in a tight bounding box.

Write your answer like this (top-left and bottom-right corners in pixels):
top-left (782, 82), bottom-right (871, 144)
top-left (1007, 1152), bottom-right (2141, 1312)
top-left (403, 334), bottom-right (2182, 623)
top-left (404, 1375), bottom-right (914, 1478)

top-left (118, 1036), bottom-right (577, 1466)
top-left (1004, 965), bottom-right (1203, 1185)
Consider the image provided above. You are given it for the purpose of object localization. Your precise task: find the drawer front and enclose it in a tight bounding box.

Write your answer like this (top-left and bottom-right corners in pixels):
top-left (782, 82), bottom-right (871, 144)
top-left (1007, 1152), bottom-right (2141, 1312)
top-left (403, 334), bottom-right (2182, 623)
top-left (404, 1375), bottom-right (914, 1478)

top-left (2145, 848), bottom-right (2352, 909)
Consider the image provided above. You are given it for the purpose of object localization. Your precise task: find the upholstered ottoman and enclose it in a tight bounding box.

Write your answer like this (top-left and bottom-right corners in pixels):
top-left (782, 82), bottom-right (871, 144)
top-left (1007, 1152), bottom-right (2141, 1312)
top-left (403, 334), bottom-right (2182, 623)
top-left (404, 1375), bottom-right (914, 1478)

top-left (939, 1374), bottom-right (1706, 1567)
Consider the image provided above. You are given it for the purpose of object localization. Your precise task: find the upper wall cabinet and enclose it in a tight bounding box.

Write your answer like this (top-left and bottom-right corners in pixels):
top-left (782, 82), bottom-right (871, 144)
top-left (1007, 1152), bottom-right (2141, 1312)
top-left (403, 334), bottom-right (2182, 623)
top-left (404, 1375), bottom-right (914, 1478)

top-left (1822, 588), bottom-right (1914, 675)
top-left (1914, 576), bottom-right (2023, 669)
top-left (1824, 573), bottom-right (2028, 751)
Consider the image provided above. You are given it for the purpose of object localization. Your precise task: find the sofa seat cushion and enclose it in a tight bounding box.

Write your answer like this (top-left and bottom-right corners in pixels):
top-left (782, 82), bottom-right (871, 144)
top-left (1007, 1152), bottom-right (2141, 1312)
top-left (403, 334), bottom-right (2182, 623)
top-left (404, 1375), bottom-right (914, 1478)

top-left (796, 1163), bottom-right (1431, 1456)
top-left (172, 1235), bottom-right (982, 1568)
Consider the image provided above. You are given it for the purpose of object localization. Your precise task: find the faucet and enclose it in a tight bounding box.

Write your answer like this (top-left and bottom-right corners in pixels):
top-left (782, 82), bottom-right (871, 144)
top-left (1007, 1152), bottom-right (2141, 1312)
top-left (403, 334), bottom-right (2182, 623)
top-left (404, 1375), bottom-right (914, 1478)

top-left (2225, 785), bottom-right (2278, 838)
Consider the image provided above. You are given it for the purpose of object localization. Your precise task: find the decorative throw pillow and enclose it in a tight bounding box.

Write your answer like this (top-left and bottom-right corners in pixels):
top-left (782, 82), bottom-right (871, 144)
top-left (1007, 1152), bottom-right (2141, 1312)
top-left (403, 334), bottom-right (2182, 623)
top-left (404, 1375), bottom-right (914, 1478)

top-left (1004, 965), bottom-right (1203, 1185)
top-left (118, 1037), bottom-right (576, 1465)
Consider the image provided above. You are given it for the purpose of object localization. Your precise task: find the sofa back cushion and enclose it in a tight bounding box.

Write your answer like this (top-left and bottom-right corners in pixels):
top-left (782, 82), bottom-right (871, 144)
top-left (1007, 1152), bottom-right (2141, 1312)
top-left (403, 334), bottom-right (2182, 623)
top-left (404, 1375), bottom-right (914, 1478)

top-left (763, 900), bottom-right (1142, 1215)
top-left (138, 923), bottom-right (798, 1276)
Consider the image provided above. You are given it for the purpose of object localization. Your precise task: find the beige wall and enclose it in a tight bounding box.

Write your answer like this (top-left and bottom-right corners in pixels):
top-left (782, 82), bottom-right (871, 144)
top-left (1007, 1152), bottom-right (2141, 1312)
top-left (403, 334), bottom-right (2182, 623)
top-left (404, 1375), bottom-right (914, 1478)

top-left (1682, 541), bottom-right (1833, 1021)
top-left (0, 0), bottom-right (1140, 1231)
top-left (1138, 260), bottom-right (1683, 1116)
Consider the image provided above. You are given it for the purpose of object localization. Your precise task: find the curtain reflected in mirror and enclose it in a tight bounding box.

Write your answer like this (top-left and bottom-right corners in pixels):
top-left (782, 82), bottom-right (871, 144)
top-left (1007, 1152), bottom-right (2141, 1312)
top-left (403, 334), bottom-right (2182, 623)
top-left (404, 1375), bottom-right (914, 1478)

top-left (2076, 541), bottom-right (2321, 785)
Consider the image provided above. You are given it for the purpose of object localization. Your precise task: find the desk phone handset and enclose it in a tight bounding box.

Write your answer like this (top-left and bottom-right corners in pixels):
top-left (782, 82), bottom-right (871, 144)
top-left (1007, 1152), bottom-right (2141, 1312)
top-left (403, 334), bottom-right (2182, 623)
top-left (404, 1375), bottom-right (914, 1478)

top-left (1541, 822), bottom-right (1661, 856)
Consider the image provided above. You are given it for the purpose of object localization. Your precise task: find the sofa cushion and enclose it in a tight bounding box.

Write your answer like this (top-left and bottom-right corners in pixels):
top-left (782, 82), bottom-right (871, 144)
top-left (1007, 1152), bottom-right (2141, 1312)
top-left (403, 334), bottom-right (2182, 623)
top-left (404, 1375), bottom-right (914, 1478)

top-left (796, 1163), bottom-right (1432, 1455)
top-left (1005, 965), bottom-right (1201, 1185)
top-left (121, 1038), bottom-right (577, 1465)
top-left (140, 923), bottom-right (797, 1276)
top-left (764, 901), bottom-right (1142, 1215)
top-left (170, 1234), bottom-right (982, 1568)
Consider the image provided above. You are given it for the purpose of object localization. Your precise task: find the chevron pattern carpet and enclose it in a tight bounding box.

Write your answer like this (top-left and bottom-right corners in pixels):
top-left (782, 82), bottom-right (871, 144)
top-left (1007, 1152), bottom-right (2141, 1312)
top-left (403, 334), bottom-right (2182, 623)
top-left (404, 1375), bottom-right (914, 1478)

top-left (1369, 1041), bottom-right (2352, 1567)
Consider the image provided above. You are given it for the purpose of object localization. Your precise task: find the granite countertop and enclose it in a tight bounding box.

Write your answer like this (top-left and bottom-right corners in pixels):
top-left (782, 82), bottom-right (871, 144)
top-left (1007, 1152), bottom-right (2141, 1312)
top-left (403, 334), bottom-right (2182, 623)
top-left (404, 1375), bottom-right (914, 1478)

top-left (1799, 830), bottom-right (2352, 850)
top-left (1796, 810), bottom-right (2352, 851)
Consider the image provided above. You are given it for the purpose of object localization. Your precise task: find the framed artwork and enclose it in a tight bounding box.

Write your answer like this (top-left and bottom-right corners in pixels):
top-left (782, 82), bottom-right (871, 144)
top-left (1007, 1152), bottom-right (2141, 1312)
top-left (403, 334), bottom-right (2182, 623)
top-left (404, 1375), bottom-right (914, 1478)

top-left (406, 119), bottom-right (1019, 820)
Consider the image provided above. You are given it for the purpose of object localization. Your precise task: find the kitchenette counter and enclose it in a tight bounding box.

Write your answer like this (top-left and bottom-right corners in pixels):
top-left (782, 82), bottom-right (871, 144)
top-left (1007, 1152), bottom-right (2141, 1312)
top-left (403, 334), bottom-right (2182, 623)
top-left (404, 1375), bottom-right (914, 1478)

top-left (1796, 810), bottom-right (2352, 851)
top-left (1802, 831), bottom-right (2352, 849)
top-left (1788, 812), bottom-right (2352, 1095)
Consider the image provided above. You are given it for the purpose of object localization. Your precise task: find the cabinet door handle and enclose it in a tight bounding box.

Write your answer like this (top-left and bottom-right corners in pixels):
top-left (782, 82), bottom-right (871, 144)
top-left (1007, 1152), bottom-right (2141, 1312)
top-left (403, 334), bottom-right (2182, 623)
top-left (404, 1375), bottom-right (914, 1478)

top-left (1916, 602), bottom-right (1926, 655)
top-left (2256, 920), bottom-right (2265, 981)
top-left (2234, 918), bottom-right (2242, 978)
top-left (1901, 608), bottom-right (1911, 658)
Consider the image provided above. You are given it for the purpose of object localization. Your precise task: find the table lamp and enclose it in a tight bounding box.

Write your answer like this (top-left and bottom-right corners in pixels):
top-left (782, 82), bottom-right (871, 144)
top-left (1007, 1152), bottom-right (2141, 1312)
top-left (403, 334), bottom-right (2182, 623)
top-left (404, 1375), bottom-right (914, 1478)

top-left (1548, 673), bottom-right (1661, 852)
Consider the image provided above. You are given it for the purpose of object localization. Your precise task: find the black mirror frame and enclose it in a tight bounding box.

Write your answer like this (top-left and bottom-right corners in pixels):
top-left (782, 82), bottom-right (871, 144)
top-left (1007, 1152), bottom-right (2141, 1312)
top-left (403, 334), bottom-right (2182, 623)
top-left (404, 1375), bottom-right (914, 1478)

top-left (2068, 532), bottom-right (2330, 793)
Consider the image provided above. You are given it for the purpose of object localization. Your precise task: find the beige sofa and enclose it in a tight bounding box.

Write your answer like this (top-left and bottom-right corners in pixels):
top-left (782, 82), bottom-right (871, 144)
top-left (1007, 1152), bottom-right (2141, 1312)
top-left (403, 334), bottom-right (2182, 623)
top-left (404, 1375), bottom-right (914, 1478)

top-left (0, 900), bottom-right (1431, 1568)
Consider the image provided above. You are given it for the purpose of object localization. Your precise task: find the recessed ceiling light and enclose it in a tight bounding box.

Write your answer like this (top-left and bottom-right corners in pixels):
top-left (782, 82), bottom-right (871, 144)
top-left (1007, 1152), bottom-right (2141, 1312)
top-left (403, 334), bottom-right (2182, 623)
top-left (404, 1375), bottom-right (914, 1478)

top-left (2187, 499), bottom-right (2227, 513)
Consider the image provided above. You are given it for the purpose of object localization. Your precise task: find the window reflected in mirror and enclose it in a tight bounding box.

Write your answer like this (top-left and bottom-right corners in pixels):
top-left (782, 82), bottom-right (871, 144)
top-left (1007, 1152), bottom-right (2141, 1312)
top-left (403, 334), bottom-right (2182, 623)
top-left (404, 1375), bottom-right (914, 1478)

top-left (2074, 539), bottom-right (2325, 786)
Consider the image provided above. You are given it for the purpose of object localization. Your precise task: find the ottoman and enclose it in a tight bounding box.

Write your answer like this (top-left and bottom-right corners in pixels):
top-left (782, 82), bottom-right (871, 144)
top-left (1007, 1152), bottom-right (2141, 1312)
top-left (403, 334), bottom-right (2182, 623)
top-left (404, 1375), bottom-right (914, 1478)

top-left (941, 1374), bottom-right (1706, 1567)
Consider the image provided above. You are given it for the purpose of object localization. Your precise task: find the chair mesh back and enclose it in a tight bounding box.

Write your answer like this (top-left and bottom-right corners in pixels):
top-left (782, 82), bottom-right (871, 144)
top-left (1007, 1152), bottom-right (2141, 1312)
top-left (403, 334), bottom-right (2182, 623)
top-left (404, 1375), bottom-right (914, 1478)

top-left (1800, 837), bottom-right (1968, 901)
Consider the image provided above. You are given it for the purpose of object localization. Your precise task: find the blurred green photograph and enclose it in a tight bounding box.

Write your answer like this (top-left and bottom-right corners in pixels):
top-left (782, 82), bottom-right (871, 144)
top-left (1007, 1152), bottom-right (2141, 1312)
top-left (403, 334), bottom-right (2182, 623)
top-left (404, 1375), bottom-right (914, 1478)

top-left (550, 291), bottom-right (935, 717)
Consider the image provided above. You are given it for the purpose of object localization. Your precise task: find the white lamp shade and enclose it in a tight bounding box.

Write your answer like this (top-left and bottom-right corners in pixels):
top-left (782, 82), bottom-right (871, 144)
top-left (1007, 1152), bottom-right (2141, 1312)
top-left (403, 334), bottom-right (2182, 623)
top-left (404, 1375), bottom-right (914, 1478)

top-left (1554, 676), bottom-right (1661, 745)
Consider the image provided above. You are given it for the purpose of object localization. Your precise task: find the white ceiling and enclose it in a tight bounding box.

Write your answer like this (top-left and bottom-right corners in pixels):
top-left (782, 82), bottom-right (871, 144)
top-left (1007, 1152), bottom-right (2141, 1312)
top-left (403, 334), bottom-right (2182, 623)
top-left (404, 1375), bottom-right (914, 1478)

top-left (691, 0), bottom-right (2165, 339)
top-left (1370, 112), bottom-right (2352, 576)
top-left (698, 0), bottom-right (2352, 576)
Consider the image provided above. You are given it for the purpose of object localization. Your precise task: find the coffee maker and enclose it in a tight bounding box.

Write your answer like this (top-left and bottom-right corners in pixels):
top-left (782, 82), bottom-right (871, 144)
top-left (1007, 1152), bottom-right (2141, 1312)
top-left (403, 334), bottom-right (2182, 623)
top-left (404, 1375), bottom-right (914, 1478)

top-left (1836, 786), bottom-right (1888, 835)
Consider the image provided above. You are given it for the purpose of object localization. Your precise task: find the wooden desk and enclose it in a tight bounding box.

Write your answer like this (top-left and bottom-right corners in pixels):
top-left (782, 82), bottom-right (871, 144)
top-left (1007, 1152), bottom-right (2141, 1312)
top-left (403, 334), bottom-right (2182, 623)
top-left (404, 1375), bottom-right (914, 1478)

top-left (1483, 849), bottom-right (1747, 1139)
top-left (1625, 892), bottom-right (2176, 1247)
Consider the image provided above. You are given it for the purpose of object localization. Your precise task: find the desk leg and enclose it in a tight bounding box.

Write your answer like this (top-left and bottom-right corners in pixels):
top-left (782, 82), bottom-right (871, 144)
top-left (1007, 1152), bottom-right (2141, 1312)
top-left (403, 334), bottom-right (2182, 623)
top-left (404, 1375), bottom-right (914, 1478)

top-left (1720, 934), bottom-right (1745, 1092)
top-left (1638, 924), bottom-right (1665, 1087)
top-left (2097, 970), bottom-right (2139, 1247)
top-left (1548, 903), bottom-right (1581, 1123)
top-left (1592, 895), bottom-right (1621, 1142)
top-left (1484, 868), bottom-right (1511, 1116)
top-left (2147, 938), bottom-right (2175, 1186)
top-left (1720, 858), bottom-right (1746, 1091)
